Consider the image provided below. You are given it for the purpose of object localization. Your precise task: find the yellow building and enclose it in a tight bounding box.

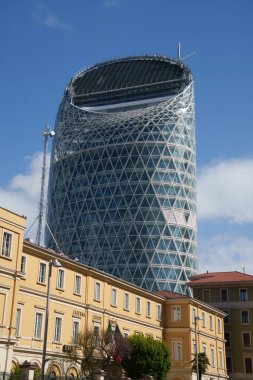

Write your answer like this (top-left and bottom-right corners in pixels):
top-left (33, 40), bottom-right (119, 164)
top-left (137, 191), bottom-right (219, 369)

top-left (0, 207), bottom-right (227, 380)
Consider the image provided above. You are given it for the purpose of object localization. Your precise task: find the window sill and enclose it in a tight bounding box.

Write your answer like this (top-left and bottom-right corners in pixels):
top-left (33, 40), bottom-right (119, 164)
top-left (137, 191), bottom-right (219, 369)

top-left (0, 255), bottom-right (12, 261)
top-left (73, 292), bottom-right (82, 297)
top-left (37, 282), bottom-right (46, 286)
top-left (56, 287), bottom-right (65, 291)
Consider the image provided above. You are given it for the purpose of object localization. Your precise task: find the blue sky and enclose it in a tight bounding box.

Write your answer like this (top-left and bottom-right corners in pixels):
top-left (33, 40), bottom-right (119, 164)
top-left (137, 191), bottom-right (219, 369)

top-left (1, 0), bottom-right (253, 274)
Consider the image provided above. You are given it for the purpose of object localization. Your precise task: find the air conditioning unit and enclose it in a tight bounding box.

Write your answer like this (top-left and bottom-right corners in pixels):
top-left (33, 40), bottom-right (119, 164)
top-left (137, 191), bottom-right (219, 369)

top-left (62, 344), bottom-right (72, 353)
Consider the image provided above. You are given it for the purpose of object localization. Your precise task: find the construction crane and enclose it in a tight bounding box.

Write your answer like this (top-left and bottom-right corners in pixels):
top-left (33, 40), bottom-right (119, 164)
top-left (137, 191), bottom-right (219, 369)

top-left (35, 126), bottom-right (55, 246)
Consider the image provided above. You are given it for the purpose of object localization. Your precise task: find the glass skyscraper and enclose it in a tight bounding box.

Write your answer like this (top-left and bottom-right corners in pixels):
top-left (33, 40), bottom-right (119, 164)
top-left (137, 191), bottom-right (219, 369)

top-left (46, 55), bottom-right (197, 294)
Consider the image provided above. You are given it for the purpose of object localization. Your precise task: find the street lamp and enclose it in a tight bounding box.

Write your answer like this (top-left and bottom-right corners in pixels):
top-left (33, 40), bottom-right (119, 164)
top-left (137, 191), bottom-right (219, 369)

top-left (41, 259), bottom-right (62, 380)
top-left (194, 315), bottom-right (202, 380)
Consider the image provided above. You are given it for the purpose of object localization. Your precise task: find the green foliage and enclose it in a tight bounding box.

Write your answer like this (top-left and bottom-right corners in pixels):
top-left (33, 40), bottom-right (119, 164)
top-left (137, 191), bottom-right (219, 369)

top-left (33, 367), bottom-right (41, 380)
top-left (122, 334), bottom-right (171, 380)
top-left (10, 365), bottom-right (24, 380)
top-left (191, 352), bottom-right (210, 380)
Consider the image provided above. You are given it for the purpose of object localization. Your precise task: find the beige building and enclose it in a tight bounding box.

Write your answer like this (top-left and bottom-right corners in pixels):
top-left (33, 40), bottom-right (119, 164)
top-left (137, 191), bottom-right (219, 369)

top-left (189, 271), bottom-right (253, 379)
top-left (0, 207), bottom-right (227, 380)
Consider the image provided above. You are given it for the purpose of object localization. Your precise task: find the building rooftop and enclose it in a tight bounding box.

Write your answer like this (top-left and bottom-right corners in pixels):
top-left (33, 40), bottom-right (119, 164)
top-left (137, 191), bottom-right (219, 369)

top-left (157, 290), bottom-right (189, 299)
top-left (189, 271), bottom-right (253, 286)
top-left (67, 55), bottom-right (191, 107)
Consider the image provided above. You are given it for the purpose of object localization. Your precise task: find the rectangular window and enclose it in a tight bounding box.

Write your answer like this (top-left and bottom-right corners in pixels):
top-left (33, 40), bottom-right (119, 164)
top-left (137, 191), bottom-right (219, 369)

top-left (57, 269), bottom-right (65, 290)
top-left (210, 346), bottom-right (215, 367)
top-left (136, 297), bottom-right (141, 314)
top-left (124, 293), bottom-right (129, 310)
top-left (223, 310), bottom-right (230, 324)
top-left (146, 301), bottom-right (151, 317)
top-left (243, 332), bottom-right (251, 347)
top-left (20, 256), bottom-right (26, 273)
top-left (221, 289), bottom-right (228, 302)
top-left (240, 288), bottom-right (248, 301)
top-left (54, 317), bottom-right (62, 342)
top-left (94, 324), bottom-right (100, 345)
top-left (74, 275), bottom-right (81, 295)
top-left (217, 318), bottom-right (221, 333)
top-left (111, 288), bottom-right (117, 306)
top-left (219, 349), bottom-right (223, 369)
top-left (192, 308), bottom-right (196, 323)
top-left (241, 310), bottom-right (249, 324)
top-left (225, 332), bottom-right (231, 347)
top-left (203, 289), bottom-right (210, 302)
top-left (172, 340), bottom-right (182, 361)
top-left (202, 312), bottom-right (206, 328)
top-left (172, 306), bottom-right (181, 321)
top-left (202, 344), bottom-right (207, 354)
top-left (210, 315), bottom-right (213, 330)
top-left (157, 304), bottom-right (162, 320)
top-left (226, 356), bottom-right (232, 373)
top-left (1, 231), bottom-right (12, 257)
top-left (15, 308), bottom-right (22, 336)
top-left (72, 321), bottom-right (80, 344)
top-left (38, 263), bottom-right (46, 284)
top-left (94, 282), bottom-right (101, 301)
top-left (245, 358), bottom-right (253, 373)
top-left (34, 312), bottom-right (43, 339)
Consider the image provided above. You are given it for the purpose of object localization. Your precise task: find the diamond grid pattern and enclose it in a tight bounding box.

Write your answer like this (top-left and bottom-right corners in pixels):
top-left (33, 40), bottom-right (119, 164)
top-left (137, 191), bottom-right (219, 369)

top-left (46, 81), bottom-right (197, 294)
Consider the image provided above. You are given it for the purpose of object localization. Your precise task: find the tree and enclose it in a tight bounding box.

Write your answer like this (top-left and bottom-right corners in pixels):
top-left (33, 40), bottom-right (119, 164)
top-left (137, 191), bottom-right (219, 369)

top-left (68, 325), bottom-right (131, 380)
top-left (191, 352), bottom-right (210, 380)
top-left (122, 334), bottom-right (171, 380)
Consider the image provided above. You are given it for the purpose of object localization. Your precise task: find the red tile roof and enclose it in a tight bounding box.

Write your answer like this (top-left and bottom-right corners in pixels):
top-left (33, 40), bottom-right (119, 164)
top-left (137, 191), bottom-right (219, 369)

top-left (157, 290), bottom-right (189, 299)
top-left (189, 271), bottom-right (253, 286)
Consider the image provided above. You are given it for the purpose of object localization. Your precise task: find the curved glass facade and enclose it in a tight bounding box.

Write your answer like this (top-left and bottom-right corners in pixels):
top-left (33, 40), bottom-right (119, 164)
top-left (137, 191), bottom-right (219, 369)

top-left (46, 55), bottom-right (198, 294)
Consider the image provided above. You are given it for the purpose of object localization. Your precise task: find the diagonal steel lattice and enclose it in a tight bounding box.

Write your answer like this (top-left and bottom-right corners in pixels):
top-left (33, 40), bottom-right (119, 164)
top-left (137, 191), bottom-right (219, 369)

top-left (46, 79), bottom-right (197, 295)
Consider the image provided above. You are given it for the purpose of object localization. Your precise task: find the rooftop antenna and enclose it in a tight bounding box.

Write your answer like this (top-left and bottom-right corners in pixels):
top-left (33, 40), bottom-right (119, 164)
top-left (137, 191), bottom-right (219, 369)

top-left (35, 126), bottom-right (55, 246)
top-left (241, 264), bottom-right (245, 274)
top-left (177, 41), bottom-right (181, 63)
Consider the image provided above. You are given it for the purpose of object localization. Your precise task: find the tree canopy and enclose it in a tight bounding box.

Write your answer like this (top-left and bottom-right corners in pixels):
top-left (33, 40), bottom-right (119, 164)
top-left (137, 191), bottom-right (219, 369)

top-left (122, 333), bottom-right (171, 380)
top-left (191, 352), bottom-right (210, 380)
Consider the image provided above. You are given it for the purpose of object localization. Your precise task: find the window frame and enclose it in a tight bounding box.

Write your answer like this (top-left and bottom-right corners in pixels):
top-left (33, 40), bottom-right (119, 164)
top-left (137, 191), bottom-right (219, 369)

top-left (111, 287), bottom-right (117, 307)
top-left (72, 320), bottom-right (80, 344)
top-left (74, 274), bottom-right (82, 295)
top-left (15, 307), bottom-right (22, 337)
top-left (172, 305), bottom-right (181, 321)
top-left (20, 255), bottom-right (27, 274)
top-left (243, 332), bottom-right (251, 348)
top-left (57, 268), bottom-right (65, 290)
top-left (220, 288), bottom-right (228, 302)
top-left (218, 349), bottom-right (223, 369)
top-left (224, 331), bottom-right (231, 347)
top-left (210, 345), bottom-right (215, 367)
top-left (245, 357), bottom-right (253, 373)
top-left (38, 262), bottom-right (47, 285)
top-left (240, 288), bottom-right (248, 301)
top-left (54, 316), bottom-right (63, 342)
top-left (172, 339), bottom-right (182, 361)
top-left (1, 230), bottom-right (13, 258)
top-left (124, 292), bottom-right (130, 311)
top-left (209, 315), bottom-right (213, 330)
top-left (135, 296), bottom-right (141, 314)
top-left (156, 304), bottom-right (162, 321)
top-left (146, 301), bottom-right (151, 318)
top-left (217, 318), bottom-right (221, 333)
top-left (94, 281), bottom-right (101, 302)
top-left (34, 311), bottom-right (43, 340)
top-left (241, 309), bottom-right (249, 324)
top-left (201, 312), bottom-right (206, 328)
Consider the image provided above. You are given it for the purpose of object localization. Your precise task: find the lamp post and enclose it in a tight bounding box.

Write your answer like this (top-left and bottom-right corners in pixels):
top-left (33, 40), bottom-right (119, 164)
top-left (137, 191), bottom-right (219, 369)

top-left (194, 315), bottom-right (202, 380)
top-left (41, 259), bottom-right (62, 380)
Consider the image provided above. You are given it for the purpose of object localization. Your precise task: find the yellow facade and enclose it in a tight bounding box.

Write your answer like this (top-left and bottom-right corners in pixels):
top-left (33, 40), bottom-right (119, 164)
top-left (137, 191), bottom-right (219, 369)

top-left (0, 207), bottom-right (227, 380)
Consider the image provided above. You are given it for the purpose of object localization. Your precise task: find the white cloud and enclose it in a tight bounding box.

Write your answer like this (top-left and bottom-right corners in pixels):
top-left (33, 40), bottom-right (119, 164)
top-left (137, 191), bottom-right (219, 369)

top-left (198, 234), bottom-right (253, 275)
top-left (0, 152), bottom-right (49, 240)
top-left (32, 6), bottom-right (72, 31)
top-left (198, 158), bottom-right (253, 223)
